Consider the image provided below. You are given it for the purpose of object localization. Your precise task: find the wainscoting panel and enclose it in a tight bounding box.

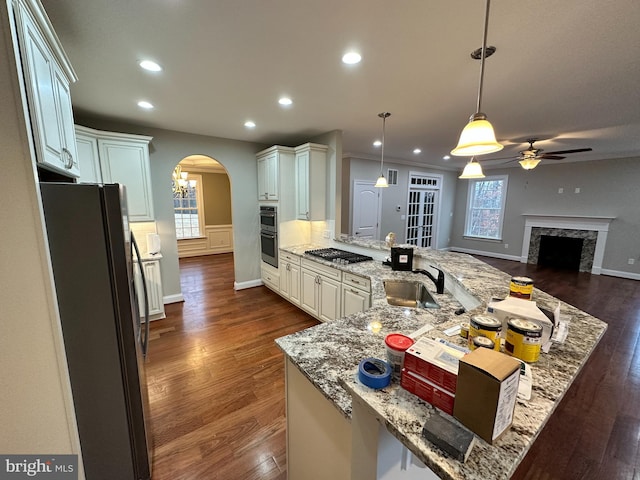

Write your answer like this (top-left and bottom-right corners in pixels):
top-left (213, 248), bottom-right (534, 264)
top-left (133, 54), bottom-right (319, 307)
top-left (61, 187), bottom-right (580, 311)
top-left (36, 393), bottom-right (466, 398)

top-left (178, 225), bottom-right (233, 258)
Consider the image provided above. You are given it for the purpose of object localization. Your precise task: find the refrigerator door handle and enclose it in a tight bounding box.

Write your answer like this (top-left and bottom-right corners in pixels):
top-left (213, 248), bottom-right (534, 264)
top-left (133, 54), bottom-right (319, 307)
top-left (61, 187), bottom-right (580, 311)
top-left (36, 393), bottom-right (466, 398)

top-left (131, 233), bottom-right (150, 358)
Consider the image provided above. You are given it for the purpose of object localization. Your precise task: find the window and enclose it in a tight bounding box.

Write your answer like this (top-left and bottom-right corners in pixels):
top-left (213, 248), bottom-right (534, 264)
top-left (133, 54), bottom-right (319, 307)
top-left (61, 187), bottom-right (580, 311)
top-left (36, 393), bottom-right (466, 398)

top-left (173, 173), bottom-right (204, 239)
top-left (387, 168), bottom-right (398, 186)
top-left (464, 175), bottom-right (508, 240)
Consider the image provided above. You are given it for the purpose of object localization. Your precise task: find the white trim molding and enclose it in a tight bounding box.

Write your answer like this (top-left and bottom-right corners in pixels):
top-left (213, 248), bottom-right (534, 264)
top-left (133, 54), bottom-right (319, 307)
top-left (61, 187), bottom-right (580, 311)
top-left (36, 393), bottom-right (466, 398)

top-left (521, 215), bottom-right (615, 275)
top-left (177, 224), bottom-right (233, 258)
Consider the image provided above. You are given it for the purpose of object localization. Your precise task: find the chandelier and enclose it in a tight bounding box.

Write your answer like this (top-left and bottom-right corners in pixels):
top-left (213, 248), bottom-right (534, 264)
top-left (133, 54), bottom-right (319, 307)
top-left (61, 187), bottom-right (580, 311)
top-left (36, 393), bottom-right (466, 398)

top-left (172, 165), bottom-right (195, 197)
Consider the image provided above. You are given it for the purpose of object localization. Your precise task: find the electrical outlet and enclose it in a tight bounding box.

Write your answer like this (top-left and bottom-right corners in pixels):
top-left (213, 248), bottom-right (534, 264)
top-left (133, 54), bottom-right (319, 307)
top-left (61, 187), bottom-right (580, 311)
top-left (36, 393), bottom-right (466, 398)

top-left (504, 243), bottom-right (509, 249)
top-left (558, 187), bottom-right (564, 194)
top-left (322, 230), bottom-right (330, 239)
top-left (629, 258), bottom-right (635, 265)
top-left (575, 187), bottom-right (581, 194)
top-left (401, 215), bottom-right (406, 220)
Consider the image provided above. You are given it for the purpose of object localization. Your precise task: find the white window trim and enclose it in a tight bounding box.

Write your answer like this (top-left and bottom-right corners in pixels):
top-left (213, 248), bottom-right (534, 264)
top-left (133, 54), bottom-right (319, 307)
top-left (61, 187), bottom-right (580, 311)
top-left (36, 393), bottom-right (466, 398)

top-left (464, 174), bottom-right (509, 241)
top-left (175, 172), bottom-right (206, 240)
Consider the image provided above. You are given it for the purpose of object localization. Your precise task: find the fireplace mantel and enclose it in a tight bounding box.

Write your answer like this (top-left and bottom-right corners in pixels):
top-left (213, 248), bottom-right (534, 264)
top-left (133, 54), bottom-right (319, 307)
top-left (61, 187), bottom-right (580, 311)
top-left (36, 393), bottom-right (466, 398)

top-left (521, 214), bottom-right (616, 274)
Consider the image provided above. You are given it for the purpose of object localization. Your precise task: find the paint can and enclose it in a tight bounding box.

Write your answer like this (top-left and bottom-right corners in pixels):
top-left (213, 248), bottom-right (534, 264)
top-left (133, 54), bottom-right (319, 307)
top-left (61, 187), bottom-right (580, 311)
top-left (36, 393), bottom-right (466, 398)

top-left (472, 336), bottom-right (496, 350)
top-left (509, 276), bottom-right (534, 300)
top-left (505, 318), bottom-right (543, 363)
top-left (460, 322), bottom-right (469, 339)
top-left (468, 315), bottom-right (501, 351)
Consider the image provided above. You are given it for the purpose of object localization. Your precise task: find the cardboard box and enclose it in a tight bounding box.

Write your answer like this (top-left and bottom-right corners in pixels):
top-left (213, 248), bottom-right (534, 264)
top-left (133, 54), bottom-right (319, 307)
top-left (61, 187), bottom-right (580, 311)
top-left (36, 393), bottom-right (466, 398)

top-left (453, 348), bottom-right (520, 444)
top-left (403, 338), bottom-right (465, 394)
top-left (487, 296), bottom-right (555, 344)
top-left (401, 368), bottom-right (455, 415)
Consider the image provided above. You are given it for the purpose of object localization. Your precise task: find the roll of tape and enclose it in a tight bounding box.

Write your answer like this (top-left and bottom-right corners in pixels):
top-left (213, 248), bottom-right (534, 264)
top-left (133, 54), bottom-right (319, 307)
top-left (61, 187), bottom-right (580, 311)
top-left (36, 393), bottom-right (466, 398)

top-left (358, 357), bottom-right (392, 389)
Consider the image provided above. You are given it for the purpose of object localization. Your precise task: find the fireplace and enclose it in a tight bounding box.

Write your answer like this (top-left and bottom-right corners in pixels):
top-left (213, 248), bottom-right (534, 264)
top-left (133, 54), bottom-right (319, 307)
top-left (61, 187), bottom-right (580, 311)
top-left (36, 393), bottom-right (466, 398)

top-left (521, 215), bottom-right (615, 275)
top-left (538, 235), bottom-right (584, 270)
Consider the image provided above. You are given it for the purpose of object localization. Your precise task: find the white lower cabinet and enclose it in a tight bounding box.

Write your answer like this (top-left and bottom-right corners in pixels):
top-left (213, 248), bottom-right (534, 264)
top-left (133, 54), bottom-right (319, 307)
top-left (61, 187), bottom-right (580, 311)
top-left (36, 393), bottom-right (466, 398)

top-left (279, 251), bottom-right (301, 306)
top-left (342, 271), bottom-right (371, 317)
top-left (134, 258), bottom-right (165, 321)
top-left (261, 261), bottom-right (280, 292)
top-left (300, 258), bottom-right (342, 322)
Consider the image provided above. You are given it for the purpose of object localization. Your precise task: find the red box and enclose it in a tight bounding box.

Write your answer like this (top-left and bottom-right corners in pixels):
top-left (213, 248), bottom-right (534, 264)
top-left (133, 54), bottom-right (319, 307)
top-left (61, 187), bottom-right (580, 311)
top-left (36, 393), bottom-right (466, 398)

top-left (401, 368), bottom-right (455, 415)
top-left (402, 338), bottom-right (463, 394)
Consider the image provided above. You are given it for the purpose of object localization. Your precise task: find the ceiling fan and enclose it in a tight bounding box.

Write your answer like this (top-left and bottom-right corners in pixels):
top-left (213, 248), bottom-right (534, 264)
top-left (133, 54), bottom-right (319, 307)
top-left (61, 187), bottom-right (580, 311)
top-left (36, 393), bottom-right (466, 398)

top-left (501, 138), bottom-right (593, 170)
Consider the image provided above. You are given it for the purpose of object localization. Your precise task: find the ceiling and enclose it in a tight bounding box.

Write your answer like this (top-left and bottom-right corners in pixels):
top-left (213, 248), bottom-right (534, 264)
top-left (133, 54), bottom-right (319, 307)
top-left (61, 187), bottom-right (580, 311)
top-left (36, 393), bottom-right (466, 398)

top-left (40, 0), bottom-right (640, 172)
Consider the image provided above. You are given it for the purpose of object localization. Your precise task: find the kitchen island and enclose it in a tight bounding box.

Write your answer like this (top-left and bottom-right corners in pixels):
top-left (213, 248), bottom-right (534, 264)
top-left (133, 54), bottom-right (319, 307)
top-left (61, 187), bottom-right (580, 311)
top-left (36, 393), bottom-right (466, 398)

top-left (275, 242), bottom-right (607, 479)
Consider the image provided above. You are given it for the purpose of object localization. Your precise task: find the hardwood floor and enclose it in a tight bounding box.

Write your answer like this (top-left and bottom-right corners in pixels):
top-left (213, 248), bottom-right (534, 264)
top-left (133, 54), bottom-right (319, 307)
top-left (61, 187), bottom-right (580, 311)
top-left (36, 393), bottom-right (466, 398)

top-left (146, 253), bottom-right (318, 480)
top-left (146, 253), bottom-right (640, 479)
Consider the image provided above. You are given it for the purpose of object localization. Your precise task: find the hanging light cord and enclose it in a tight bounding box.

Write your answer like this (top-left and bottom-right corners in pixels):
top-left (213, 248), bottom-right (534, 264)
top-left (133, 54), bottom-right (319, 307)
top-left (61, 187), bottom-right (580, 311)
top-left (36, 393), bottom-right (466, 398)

top-left (379, 112), bottom-right (390, 174)
top-left (476, 0), bottom-right (491, 114)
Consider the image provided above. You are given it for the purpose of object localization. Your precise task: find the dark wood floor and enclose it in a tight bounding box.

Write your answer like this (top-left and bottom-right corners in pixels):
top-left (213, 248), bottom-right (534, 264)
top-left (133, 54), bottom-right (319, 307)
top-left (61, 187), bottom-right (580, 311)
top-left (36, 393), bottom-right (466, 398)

top-left (145, 253), bottom-right (318, 480)
top-left (146, 253), bottom-right (640, 479)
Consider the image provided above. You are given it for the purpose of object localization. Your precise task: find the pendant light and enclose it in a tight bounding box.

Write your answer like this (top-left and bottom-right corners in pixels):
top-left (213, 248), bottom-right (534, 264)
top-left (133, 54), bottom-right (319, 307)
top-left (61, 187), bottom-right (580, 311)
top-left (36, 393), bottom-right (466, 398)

top-left (375, 112), bottom-right (391, 188)
top-left (451, 0), bottom-right (503, 157)
top-left (459, 157), bottom-right (485, 179)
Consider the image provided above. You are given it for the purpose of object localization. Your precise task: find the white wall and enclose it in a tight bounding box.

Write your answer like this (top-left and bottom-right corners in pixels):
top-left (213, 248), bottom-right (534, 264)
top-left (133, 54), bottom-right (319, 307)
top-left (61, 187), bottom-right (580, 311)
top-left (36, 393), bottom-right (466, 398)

top-left (1, 0), bottom-right (82, 466)
top-left (342, 155), bottom-right (459, 248)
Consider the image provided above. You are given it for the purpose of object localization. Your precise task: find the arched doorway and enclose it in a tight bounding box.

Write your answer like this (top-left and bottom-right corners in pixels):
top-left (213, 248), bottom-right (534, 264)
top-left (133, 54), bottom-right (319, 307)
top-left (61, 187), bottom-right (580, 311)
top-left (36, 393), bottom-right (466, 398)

top-left (171, 155), bottom-right (233, 258)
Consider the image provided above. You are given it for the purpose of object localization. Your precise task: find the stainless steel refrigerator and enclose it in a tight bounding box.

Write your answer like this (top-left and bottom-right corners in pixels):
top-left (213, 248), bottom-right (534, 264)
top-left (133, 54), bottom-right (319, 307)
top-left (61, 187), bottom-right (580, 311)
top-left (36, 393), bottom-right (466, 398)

top-left (40, 183), bottom-right (152, 480)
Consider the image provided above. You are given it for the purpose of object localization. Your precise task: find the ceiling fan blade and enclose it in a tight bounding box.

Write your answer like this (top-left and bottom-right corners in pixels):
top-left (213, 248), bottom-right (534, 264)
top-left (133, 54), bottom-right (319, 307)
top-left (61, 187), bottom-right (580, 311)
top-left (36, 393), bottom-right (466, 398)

top-left (539, 154), bottom-right (565, 160)
top-left (544, 147), bottom-right (592, 155)
top-left (485, 155), bottom-right (519, 161)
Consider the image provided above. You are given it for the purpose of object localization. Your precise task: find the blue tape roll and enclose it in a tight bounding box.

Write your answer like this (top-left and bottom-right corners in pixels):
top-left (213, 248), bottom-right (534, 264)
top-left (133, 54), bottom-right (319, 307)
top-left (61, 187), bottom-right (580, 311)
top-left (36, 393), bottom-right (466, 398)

top-left (358, 357), bottom-right (392, 389)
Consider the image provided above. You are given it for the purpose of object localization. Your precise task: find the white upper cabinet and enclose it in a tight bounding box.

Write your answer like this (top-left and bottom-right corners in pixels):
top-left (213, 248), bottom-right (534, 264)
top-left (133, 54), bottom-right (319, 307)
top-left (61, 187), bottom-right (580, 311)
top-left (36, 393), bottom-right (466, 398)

top-left (256, 146), bottom-right (295, 203)
top-left (75, 126), bottom-right (155, 222)
top-left (75, 127), bottom-right (102, 183)
top-left (13, 0), bottom-right (79, 178)
top-left (294, 143), bottom-right (328, 221)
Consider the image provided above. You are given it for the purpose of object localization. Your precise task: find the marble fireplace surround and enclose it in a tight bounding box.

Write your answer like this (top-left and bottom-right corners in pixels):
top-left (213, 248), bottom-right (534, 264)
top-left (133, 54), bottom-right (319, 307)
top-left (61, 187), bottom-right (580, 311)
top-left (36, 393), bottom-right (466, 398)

top-left (521, 215), bottom-right (615, 274)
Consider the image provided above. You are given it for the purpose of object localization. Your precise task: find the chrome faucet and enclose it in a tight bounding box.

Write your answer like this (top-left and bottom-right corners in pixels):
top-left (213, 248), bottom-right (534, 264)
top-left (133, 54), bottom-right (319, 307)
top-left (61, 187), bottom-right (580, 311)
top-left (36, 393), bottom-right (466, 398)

top-left (413, 266), bottom-right (445, 294)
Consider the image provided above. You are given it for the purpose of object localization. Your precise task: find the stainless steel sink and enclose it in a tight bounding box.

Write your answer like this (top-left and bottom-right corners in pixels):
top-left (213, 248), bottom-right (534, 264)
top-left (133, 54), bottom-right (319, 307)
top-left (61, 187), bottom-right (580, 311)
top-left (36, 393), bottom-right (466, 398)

top-left (383, 280), bottom-right (440, 309)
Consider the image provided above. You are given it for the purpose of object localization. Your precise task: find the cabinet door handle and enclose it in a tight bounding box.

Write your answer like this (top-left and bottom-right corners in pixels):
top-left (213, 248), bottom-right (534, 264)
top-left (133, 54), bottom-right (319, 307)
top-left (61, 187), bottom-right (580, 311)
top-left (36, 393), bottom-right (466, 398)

top-left (306, 211), bottom-right (310, 220)
top-left (62, 147), bottom-right (74, 169)
top-left (350, 288), bottom-right (359, 294)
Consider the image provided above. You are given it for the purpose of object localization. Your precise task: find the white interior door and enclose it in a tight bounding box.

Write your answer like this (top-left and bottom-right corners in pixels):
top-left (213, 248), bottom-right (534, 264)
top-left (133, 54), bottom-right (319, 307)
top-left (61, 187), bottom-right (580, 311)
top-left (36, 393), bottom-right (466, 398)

top-left (352, 180), bottom-right (380, 239)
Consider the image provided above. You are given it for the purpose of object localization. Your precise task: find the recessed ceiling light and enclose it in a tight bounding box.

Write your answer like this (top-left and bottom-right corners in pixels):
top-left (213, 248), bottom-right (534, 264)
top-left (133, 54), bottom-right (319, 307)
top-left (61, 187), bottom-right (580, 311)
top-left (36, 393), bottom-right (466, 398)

top-left (342, 52), bottom-right (362, 65)
top-left (139, 60), bottom-right (162, 72)
top-left (373, 140), bottom-right (382, 147)
top-left (137, 100), bottom-right (154, 109)
top-left (413, 148), bottom-right (422, 154)
top-left (443, 155), bottom-right (451, 160)
top-left (244, 121), bottom-right (256, 128)
top-left (278, 97), bottom-right (293, 106)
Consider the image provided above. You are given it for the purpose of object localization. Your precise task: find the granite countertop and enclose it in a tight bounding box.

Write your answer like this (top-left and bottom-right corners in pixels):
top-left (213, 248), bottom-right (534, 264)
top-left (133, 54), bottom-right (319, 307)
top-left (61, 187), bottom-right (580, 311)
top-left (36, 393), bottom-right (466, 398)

top-left (275, 240), bottom-right (607, 479)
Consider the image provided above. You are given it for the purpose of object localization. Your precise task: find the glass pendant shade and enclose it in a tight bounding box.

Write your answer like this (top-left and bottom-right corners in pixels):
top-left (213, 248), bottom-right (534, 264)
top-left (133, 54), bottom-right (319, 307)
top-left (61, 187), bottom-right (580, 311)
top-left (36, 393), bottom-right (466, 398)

top-left (458, 158), bottom-right (485, 179)
top-left (519, 157), bottom-right (541, 170)
top-left (451, 114), bottom-right (503, 156)
top-left (375, 175), bottom-right (388, 188)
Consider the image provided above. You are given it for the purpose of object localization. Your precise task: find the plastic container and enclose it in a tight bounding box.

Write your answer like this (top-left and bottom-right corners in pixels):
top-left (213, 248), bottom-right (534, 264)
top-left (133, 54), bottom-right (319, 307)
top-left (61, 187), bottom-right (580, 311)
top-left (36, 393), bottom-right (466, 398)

top-left (385, 333), bottom-right (415, 380)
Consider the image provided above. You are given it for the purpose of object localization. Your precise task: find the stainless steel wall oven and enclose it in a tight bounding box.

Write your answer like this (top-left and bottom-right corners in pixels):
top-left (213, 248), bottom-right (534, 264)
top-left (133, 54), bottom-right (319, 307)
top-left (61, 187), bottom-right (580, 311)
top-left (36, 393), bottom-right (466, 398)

top-left (260, 206), bottom-right (278, 267)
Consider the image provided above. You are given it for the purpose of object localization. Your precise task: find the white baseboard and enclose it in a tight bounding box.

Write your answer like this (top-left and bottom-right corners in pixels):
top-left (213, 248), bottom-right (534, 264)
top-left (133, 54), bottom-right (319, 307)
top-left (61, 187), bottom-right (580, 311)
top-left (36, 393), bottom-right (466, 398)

top-left (600, 268), bottom-right (640, 281)
top-left (163, 293), bottom-right (184, 304)
top-left (450, 247), bottom-right (521, 262)
top-left (234, 279), bottom-right (263, 290)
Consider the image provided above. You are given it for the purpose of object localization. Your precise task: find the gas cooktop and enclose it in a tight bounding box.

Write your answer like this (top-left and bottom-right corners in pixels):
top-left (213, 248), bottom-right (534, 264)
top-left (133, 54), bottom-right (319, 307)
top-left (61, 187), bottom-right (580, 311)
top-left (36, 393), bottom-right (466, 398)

top-left (305, 248), bottom-right (373, 265)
